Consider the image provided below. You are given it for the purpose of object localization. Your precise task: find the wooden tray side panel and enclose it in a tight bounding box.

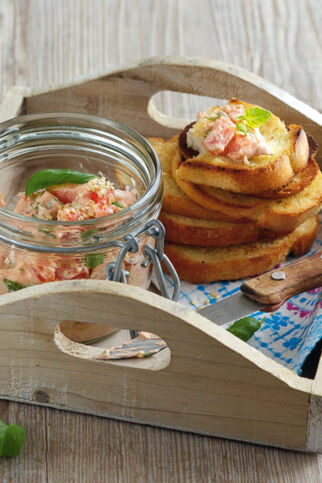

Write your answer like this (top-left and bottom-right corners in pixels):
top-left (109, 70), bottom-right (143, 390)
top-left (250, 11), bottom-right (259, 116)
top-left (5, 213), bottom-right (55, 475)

top-left (307, 354), bottom-right (322, 452)
top-left (0, 281), bottom-right (312, 450)
top-left (0, 86), bottom-right (26, 122)
top-left (24, 78), bottom-right (177, 139)
top-left (24, 57), bottom-right (322, 156)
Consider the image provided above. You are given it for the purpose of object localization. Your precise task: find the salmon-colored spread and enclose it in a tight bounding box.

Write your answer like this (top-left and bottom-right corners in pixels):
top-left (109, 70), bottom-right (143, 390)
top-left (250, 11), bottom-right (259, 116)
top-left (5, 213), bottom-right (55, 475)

top-left (186, 102), bottom-right (271, 163)
top-left (0, 176), bottom-right (140, 293)
top-left (14, 177), bottom-right (136, 221)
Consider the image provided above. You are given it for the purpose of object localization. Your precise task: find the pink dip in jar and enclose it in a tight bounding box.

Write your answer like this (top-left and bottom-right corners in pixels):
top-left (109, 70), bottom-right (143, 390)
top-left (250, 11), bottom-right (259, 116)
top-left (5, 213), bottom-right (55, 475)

top-left (0, 113), bottom-right (163, 294)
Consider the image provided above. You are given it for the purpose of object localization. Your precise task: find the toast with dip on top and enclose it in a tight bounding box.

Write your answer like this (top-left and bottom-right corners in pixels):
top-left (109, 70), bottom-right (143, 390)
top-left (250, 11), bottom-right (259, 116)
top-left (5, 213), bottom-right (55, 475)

top-left (147, 98), bottom-right (321, 283)
top-left (175, 99), bottom-right (312, 194)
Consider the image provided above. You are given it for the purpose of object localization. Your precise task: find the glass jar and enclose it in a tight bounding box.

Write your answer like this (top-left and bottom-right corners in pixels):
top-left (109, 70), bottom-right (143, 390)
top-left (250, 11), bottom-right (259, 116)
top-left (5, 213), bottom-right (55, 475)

top-left (0, 113), bottom-right (163, 294)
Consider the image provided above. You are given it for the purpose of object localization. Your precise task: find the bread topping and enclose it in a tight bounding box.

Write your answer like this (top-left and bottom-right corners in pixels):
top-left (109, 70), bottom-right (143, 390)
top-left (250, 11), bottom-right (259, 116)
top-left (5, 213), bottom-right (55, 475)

top-left (186, 101), bottom-right (271, 162)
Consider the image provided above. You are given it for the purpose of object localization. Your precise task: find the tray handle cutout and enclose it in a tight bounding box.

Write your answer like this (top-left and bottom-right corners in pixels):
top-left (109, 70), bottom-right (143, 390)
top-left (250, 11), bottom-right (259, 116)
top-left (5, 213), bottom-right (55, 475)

top-left (54, 319), bottom-right (170, 371)
top-left (148, 91), bottom-right (227, 130)
top-left (6, 57), bottom-right (320, 152)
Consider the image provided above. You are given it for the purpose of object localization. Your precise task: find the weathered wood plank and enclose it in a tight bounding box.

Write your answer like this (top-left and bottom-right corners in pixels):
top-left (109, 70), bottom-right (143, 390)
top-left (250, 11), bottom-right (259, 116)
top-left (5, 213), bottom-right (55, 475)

top-left (6, 0), bottom-right (322, 115)
top-left (0, 403), bottom-right (320, 483)
top-left (0, 403), bottom-right (47, 483)
top-left (0, 0), bottom-right (15, 100)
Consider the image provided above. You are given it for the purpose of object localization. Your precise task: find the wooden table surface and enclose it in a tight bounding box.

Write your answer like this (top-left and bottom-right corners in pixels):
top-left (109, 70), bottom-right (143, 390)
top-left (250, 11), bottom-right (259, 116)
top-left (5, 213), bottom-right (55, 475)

top-left (0, 1), bottom-right (321, 481)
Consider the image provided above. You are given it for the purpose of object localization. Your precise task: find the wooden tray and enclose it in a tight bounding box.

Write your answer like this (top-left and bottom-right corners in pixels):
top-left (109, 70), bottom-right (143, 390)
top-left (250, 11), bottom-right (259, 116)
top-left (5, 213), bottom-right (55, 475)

top-left (0, 57), bottom-right (321, 452)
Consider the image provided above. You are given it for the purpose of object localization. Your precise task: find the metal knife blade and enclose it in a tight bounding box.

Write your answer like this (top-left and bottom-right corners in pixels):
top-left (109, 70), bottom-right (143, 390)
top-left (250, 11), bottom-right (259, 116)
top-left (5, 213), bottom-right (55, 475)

top-left (198, 292), bottom-right (264, 326)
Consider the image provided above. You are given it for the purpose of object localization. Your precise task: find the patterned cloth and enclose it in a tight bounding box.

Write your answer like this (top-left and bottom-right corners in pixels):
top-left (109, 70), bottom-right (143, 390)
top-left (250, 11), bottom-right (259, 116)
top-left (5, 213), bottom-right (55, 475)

top-left (155, 221), bottom-right (321, 375)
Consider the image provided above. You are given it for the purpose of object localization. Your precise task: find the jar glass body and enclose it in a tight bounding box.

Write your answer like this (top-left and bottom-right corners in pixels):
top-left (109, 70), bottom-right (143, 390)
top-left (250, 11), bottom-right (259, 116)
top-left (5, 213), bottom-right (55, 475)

top-left (0, 113), bottom-right (163, 294)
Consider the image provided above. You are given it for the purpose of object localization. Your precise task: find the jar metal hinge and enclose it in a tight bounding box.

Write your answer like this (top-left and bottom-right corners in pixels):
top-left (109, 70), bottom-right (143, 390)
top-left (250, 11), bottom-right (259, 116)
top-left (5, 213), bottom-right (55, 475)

top-left (105, 219), bottom-right (180, 302)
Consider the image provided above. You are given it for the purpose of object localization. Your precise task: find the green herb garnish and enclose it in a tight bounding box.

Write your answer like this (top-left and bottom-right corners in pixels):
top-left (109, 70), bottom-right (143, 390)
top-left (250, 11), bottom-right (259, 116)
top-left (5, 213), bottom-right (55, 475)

top-left (3, 279), bottom-right (25, 292)
top-left (0, 419), bottom-right (25, 457)
top-left (112, 200), bottom-right (123, 208)
top-left (207, 112), bottom-right (224, 122)
top-left (204, 128), bottom-right (212, 137)
top-left (25, 169), bottom-right (97, 197)
top-left (227, 316), bottom-right (263, 342)
top-left (238, 107), bottom-right (271, 130)
top-left (84, 253), bottom-right (104, 270)
top-left (236, 121), bottom-right (248, 135)
top-left (81, 228), bottom-right (99, 241)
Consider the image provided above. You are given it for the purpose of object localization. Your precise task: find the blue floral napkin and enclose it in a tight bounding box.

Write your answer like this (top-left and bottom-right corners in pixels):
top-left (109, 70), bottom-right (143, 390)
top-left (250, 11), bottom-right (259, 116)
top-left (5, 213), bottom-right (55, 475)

top-left (156, 220), bottom-right (321, 375)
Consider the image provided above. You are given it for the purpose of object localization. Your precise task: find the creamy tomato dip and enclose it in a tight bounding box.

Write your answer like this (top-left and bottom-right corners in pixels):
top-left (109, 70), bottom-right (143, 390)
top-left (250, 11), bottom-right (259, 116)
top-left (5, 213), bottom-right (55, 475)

top-left (0, 175), bottom-right (140, 293)
top-left (186, 101), bottom-right (271, 163)
top-left (14, 176), bottom-right (136, 221)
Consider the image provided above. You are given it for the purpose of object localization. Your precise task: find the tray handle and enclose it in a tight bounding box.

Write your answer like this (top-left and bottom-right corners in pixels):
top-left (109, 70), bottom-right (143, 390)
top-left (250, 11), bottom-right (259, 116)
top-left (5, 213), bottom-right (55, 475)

top-left (14, 56), bottom-right (322, 153)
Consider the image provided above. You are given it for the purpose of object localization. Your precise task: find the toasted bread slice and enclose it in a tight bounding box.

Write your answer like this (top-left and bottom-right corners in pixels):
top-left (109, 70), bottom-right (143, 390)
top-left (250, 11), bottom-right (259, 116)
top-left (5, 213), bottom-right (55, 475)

top-left (196, 158), bottom-right (319, 207)
top-left (199, 157), bottom-right (318, 206)
top-left (245, 157), bottom-right (318, 199)
top-left (175, 134), bottom-right (319, 205)
top-left (176, 99), bottom-right (311, 194)
top-left (148, 135), bottom-right (177, 174)
top-left (164, 216), bottom-right (318, 283)
top-left (159, 211), bottom-right (283, 247)
top-left (162, 172), bottom-right (242, 222)
top-left (148, 136), bottom-right (239, 222)
top-left (172, 141), bottom-right (322, 232)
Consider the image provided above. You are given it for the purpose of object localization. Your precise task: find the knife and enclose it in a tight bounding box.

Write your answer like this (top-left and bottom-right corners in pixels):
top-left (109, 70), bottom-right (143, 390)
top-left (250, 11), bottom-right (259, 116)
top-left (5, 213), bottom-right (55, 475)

top-left (63, 251), bottom-right (322, 352)
top-left (199, 250), bottom-right (322, 325)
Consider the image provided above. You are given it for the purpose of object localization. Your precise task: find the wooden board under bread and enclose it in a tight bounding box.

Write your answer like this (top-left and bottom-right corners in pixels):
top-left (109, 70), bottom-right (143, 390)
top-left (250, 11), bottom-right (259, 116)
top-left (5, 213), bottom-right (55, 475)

top-left (0, 57), bottom-right (321, 452)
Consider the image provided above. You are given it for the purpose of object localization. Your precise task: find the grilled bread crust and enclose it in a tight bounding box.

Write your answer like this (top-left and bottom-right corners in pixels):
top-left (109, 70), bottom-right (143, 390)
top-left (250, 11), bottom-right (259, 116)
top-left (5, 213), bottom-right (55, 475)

top-left (179, 130), bottom-right (318, 201)
top-left (197, 158), bottom-right (319, 206)
top-left (164, 216), bottom-right (318, 283)
top-left (148, 136), bottom-right (240, 222)
top-left (159, 212), bottom-right (285, 247)
top-left (176, 99), bottom-right (311, 194)
top-left (208, 157), bottom-right (318, 202)
top-left (172, 140), bottom-right (322, 232)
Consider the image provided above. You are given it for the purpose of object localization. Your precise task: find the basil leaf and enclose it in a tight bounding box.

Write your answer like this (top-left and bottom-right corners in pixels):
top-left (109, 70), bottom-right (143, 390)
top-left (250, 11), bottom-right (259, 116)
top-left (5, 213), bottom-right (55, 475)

top-left (0, 420), bottom-right (26, 457)
top-left (81, 228), bottom-right (98, 241)
top-left (25, 169), bottom-right (97, 197)
top-left (84, 253), bottom-right (104, 270)
top-left (244, 107), bottom-right (271, 129)
top-left (3, 279), bottom-right (25, 292)
top-left (236, 122), bottom-right (248, 135)
top-left (112, 200), bottom-right (122, 208)
top-left (227, 317), bottom-right (262, 342)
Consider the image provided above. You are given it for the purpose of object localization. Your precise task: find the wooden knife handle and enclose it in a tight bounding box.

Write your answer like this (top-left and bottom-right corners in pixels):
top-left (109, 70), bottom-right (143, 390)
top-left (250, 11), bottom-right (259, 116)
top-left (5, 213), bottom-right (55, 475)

top-left (241, 251), bottom-right (322, 310)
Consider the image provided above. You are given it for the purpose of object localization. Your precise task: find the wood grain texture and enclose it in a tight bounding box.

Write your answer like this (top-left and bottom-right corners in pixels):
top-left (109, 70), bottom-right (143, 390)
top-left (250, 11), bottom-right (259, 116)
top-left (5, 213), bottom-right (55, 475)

top-left (0, 402), bottom-right (321, 483)
top-left (241, 251), bottom-right (322, 306)
top-left (307, 352), bottom-right (322, 453)
top-left (0, 0), bottom-right (321, 480)
top-left (4, 0), bottom-right (322, 114)
top-left (22, 57), bottom-right (322, 155)
top-left (0, 280), bottom-right (313, 451)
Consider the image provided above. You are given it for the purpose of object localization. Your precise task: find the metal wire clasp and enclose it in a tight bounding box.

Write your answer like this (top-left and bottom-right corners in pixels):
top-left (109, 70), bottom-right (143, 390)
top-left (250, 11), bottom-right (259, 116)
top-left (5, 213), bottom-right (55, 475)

top-left (105, 219), bottom-right (180, 302)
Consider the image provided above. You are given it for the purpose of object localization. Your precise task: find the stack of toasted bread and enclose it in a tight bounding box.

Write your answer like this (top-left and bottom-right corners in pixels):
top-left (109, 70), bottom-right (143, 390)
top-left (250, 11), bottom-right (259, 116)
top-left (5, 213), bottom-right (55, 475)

top-left (148, 99), bottom-right (321, 283)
